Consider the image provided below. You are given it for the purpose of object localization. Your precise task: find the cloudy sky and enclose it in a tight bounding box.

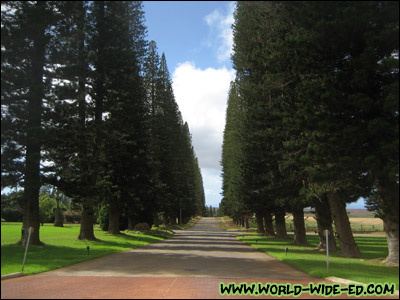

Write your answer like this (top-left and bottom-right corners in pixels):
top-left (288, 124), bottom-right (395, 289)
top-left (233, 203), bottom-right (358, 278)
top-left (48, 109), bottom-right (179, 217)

top-left (143, 1), bottom-right (365, 209)
top-left (144, 1), bottom-right (236, 208)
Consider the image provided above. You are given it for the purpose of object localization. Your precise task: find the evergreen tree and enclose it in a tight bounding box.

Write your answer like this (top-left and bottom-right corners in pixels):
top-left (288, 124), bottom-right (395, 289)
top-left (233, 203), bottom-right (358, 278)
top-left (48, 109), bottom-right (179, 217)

top-left (284, 1), bottom-right (398, 261)
top-left (97, 1), bottom-right (150, 234)
top-left (44, 1), bottom-right (151, 238)
top-left (221, 80), bottom-right (247, 224)
top-left (229, 2), bottom-right (305, 239)
top-left (143, 43), bottom-right (205, 224)
top-left (193, 156), bottom-right (206, 216)
top-left (142, 40), bottom-right (165, 225)
top-left (2, 1), bottom-right (55, 245)
top-left (44, 1), bottom-right (101, 241)
top-left (225, 2), bottom-right (397, 260)
top-left (156, 54), bottom-right (184, 223)
top-left (2, 0), bottom-right (205, 240)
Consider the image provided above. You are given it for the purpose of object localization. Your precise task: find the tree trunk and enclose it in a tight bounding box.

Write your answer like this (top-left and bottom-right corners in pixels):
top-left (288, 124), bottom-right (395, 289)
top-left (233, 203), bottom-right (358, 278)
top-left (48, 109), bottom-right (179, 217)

top-left (255, 211), bottom-right (264, 234)
top-left (314, 195), bottom-right (337, 251)
top-left (54, 206), bottom-right (64, 227)
top-left (108, 200), bottom-right (120, 234)
top-left (20, 1), bottom-right (48, 246)
top-left (128, 217), bottom-right (135, 231)
top-left (22, 136), bottom-right (42, 246)
top-left (77, 2), bottom-right (97, 241)
top-left (382, 213), bottom-right (399, 265)
top-left (376, 177), bottom-right (399, 265)
top-left (21, 187), bottom-right (42, 246)
top-left (326, 191), bottom-right (360, 258)
top-left (292, 202), bottom-right (307, 245)
top-left (78, 197), bottom-right (96, 240)
top-left (263, 210), bottom-right (275, 236)
top-left (163, 214), bottom-right (169, 225)
top-left (154, 214), bottom-right (160, 227)
top-left (169, 216), bottom-right (177, 225)
top-left (244, 215), bottom-right (250, 229)
top-left (274, 207), bottom-right (288, 238)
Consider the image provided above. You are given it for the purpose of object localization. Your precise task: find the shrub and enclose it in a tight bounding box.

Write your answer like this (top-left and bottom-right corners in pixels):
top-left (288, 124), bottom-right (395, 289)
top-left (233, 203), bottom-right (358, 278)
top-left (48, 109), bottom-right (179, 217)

top-left (98, 206), bottom-right (109, 231)
top-left (1, 207), bottom-right (23, 222)
top-left (134, 222), bottom-right (150, 231)
top-left (39, 194), bottom-right (57, 223)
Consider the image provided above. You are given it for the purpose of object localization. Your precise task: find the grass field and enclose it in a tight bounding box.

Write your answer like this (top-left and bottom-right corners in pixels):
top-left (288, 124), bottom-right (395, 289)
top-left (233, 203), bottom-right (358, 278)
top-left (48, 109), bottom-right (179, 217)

top-left (1, 222), bottom-right (172, 276)
top-left (303, 209), bottom-right (376, 218)
top-left (220, 212), bottom-right (385, 233)
top-left (285, 216), bottom-right (384, 233)
top-left (237, 234), bottom-right (399, 289)
top-left (219, 217), bottom-right (398, 289)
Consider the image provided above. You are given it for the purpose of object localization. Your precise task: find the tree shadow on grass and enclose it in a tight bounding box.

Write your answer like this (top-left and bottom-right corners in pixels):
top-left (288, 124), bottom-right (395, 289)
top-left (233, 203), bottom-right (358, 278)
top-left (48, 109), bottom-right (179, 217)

top-left (1, 243), bottom-right (116, 275)
top-left (1, 231), bottom-right (168, 276)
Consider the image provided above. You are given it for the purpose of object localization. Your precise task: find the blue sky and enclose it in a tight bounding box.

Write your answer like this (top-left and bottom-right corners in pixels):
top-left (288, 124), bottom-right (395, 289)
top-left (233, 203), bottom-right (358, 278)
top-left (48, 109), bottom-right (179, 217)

top-left (143, 1), bottom-right (234, 70)
top-left (142, 1), bottom-right (366, 209)
top-left (143, 1), bottom-right (236, 208)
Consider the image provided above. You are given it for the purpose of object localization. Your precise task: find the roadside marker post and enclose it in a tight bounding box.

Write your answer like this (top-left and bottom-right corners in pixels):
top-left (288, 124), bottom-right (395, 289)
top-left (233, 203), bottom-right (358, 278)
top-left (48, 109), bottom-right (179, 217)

top-left (22, 227), bottom-right (33, 272)
top-left (326, 229), bottom-right (329, 274)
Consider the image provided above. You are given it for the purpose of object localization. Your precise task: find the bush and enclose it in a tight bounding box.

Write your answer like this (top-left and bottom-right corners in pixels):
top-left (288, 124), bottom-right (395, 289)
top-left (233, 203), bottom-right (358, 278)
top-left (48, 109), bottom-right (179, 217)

top-left (98, 206), bottom-right (109, 231)
top-left (1, 191), bottom-right (24, 222)
top-left (1, 191), bottom-right (24, 211)
top-left (134, 222), bottom-right (150, 231)
top-left (39, 194), bottom-right (57, 223)
top-left (1, 207), bottom-right (23, 222)
top-left (63, 211), bottom-right (81, 223)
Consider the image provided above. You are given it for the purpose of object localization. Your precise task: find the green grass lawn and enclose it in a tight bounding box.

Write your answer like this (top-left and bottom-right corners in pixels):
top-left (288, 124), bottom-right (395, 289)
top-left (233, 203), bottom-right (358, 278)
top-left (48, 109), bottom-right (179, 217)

top-left (237, 233), bottom-right (399, 290)
top-left (1, 222), bottom-right (172, 276)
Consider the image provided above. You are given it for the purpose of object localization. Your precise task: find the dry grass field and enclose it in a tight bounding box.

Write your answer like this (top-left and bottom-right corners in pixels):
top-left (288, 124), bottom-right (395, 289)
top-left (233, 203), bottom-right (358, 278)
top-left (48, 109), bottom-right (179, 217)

top-left (285, 216), bottom-right (383, 225)
top-left (284, 215), bottom-right (384, 233)
top-left (222, 210), bottom-right (385, 233)
top-left (285, 209), bottom-right (384, 233)
top-left (304, 208), bottom-right (376, 218)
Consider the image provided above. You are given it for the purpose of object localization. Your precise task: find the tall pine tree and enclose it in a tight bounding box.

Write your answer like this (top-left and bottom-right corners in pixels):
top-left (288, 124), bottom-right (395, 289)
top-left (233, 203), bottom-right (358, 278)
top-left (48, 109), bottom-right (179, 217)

top-left (2, 1), bottom-right (55, 245)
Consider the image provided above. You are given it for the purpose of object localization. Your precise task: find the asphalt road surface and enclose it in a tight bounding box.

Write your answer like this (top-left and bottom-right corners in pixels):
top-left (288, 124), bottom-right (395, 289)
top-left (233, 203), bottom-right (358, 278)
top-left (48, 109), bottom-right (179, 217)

top-left (2, 217), bottom-right (372, 299)
top-left (35, 217), bottom-right (314, 279)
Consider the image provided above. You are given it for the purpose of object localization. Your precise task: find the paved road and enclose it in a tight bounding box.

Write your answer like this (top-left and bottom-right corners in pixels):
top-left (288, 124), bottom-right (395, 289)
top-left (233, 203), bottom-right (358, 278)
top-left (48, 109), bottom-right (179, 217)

top-left (1, 218), bottom-right (333, 299)
top-left (38, 217), bottom-right (313, 279)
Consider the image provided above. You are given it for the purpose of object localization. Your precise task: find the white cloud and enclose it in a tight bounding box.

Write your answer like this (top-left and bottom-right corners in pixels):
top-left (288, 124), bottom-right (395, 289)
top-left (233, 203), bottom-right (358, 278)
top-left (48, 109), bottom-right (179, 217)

top-left (204, 2), bottom-right (235, 64)
top-left (173, 61), bottom-right (235, 169)
top-left (172, 61), bottom-right (235, 206)
top-left (168, 2), bottom-right (236, 207)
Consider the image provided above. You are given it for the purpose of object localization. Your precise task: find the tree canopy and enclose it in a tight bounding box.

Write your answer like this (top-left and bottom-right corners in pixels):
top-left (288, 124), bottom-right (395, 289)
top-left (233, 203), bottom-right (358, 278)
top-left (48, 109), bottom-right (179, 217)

top-left (221, 1), bottom-right (398, 263)
top-left (1, 1), bottom-right (206, 244)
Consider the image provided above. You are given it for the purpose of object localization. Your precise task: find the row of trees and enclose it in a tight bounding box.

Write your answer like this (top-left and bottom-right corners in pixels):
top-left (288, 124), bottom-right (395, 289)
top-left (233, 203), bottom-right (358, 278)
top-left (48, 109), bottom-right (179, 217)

top-left (221, 2), bottom-right (398, 264)
top-left (203, 206), bottom-right (220, 218)
top-left (1, 1), bottom-right (206, 245)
